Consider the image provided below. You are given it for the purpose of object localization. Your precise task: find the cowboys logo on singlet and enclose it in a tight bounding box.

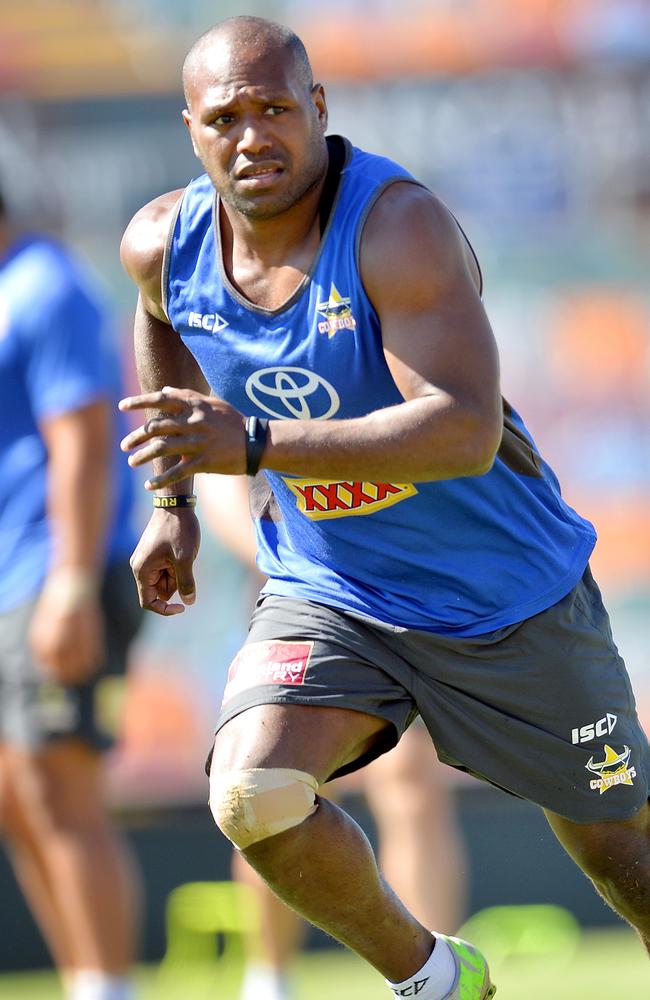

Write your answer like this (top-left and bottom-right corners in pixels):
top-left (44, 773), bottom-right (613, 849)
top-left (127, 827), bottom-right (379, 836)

top-left (317, 283), bottom-right (357, 338)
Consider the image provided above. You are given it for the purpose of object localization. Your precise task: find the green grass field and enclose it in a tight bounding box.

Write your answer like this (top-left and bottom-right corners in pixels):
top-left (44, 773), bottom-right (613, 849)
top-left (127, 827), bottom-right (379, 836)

top-left (2, 929), bottom-right (647, 1000)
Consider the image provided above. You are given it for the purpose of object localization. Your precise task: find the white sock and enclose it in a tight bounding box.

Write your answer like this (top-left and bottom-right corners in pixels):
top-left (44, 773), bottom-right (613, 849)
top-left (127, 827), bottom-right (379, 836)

top-left (386, 936), bottom-right (456, 999)
top-left (239, 962), bottom-right (293, 1000)
top-left (67, 970), bottom-right (135, 1000)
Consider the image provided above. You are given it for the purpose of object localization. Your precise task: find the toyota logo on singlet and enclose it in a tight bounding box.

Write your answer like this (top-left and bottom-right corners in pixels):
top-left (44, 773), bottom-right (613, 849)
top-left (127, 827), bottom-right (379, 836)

top-left (245, 367), bottom-right (340, 420)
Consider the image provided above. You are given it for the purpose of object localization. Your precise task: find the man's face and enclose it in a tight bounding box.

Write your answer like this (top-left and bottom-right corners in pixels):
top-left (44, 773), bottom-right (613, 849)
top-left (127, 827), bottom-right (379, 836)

top-left (183, 42), bottom-right (328, 221)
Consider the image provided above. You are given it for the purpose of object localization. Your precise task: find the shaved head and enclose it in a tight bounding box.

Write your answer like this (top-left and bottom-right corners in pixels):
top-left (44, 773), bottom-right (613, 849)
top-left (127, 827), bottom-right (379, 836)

top-left (182, 16), bottom-right (314, 108)
top-left (180, 15), bottom-right (328, 222)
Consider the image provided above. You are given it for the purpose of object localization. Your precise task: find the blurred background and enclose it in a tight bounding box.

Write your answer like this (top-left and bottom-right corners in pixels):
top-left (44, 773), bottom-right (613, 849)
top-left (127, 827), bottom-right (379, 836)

top-left (1, 0), bottom-right (649, 991)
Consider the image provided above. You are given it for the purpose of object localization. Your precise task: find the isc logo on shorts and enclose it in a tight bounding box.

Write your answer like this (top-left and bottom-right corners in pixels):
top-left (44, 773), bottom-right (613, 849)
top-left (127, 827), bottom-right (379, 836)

top-left (222, 640), bottom-right (313, 704)
top-left (283, 478), bottom-right (418, 520)
top-left (571, 713), bottom-right (617, 745)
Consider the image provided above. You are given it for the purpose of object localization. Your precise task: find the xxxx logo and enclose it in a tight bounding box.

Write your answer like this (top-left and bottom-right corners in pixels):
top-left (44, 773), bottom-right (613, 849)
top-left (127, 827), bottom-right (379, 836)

top-left (283, 478), bottom-right (417, 520)
top-left (586, 744), bottom-right (637, 795)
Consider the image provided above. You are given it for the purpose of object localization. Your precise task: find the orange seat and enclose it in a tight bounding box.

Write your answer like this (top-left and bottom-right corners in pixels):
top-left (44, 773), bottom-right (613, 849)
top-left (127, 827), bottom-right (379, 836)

top-left (572, 493), bottom-right (650, 592)
top-left (547, 290), bottom-right (650, 402)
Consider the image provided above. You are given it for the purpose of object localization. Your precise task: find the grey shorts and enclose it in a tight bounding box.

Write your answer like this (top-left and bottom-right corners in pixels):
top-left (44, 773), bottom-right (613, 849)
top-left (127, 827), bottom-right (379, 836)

top-left (215, 566), bottom-right (649, 824)
top-left (0, 560), bottom-right (143, 752)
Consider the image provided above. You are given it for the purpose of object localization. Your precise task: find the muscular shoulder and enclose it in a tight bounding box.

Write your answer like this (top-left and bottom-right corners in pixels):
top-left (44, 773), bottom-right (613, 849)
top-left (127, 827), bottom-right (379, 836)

top-left (360, 182), bottom-right (480, 313)
top-left (120, 188), bottom-right (184, 319)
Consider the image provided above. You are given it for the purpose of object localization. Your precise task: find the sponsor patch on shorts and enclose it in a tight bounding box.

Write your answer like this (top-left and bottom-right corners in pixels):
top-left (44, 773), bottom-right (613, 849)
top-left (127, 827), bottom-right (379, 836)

top-left (222, 640), bottom-right (313, 704)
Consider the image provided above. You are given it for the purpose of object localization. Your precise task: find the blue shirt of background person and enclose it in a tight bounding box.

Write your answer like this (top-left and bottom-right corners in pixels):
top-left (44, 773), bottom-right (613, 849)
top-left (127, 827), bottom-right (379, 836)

top-left (0, 233), bottom-right (136, 612)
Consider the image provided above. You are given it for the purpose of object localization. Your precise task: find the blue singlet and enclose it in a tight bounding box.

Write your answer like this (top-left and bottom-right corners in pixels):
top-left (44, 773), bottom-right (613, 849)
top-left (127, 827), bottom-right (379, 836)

top-left (165, 137), bottom-right (596, 636)
top-left (0, 235), bottom-right (136, 612)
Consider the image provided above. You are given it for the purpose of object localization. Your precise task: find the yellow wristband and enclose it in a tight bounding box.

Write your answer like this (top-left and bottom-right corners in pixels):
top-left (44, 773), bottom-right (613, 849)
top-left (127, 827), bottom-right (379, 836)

top-left (153, 495), bottom-right (197, 509)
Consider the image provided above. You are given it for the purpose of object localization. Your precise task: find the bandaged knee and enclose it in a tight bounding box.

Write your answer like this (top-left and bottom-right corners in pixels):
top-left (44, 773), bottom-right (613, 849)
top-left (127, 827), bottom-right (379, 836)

top-left (210, 767), bottom-right (319, 849)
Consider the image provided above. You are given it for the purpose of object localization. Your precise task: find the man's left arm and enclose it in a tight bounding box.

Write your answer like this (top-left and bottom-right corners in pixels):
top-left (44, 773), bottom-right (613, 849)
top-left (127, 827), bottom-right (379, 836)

top-left (262, 182), bottom-right (503, 481)
top-left (29, 400), bottom-right (110, 684)
top-left (23, 274), bottom-right (115, 684)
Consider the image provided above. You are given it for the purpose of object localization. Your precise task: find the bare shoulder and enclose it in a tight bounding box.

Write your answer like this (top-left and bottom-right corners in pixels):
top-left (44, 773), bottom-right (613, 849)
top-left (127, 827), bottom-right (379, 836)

top-left (360, 182), bottom-right (480, 311)
top-left (120, 188), bottom-right (185, 315)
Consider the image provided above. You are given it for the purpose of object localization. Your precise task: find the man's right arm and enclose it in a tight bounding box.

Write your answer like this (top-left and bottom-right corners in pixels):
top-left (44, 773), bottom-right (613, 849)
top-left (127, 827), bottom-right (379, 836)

top-left (120, 188), bottom-right (210, 398)
top-left (120, 191), bottom-right (209, 615)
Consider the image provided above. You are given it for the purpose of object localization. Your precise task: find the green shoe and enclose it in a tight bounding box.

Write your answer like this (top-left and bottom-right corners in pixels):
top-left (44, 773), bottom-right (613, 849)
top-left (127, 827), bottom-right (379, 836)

top-left (438, 934), bottom-right (496, 1000)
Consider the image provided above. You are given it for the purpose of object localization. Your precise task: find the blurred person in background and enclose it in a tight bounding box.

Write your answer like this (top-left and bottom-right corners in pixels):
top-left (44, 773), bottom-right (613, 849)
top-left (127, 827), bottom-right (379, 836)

top-left (199, 473), bottom-right (468, 1000)
top-left (119, 15), bottom-right (650, 1000)
top-left (0, 185), bottom-right (143, 1000)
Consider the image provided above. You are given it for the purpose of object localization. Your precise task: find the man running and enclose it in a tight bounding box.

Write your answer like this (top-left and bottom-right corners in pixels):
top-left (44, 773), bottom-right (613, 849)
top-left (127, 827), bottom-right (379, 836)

top-left (119, 16), bottom-right (649, 999)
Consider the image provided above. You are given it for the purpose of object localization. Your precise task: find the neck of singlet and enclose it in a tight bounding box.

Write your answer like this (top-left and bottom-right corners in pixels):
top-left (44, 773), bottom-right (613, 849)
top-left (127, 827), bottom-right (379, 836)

top-left (319, 135), bottom-right (347, 237)
top-left (210, 135), bottom-right (347, 313)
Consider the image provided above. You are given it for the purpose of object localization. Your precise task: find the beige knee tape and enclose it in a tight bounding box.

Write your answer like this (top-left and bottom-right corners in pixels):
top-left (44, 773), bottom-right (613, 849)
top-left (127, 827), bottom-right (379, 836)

top-left (210, 768), bottom-right (319, 850)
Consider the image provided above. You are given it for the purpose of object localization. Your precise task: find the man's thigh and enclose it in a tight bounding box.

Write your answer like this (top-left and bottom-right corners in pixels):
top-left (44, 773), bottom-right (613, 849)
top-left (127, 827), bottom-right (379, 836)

top-left (210, 595), bottom-right (418, 782)
top-left (212, 702), bottom-right (394, 786)
top-left (1, 740), bottom-right (106, 833)
top-left (0, 599), bottom-right (63, 750)
top-left (361, 719), bottom-right (444, 801)
top-left (545, 800), bottom-right (649, 887)
top-left (0, 566), bottom-right (138, 752)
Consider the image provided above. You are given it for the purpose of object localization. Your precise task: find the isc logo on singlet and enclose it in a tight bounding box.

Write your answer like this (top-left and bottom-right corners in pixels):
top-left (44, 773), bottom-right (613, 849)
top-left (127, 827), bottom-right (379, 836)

top-left (187, 311), bottom-right (229, 334)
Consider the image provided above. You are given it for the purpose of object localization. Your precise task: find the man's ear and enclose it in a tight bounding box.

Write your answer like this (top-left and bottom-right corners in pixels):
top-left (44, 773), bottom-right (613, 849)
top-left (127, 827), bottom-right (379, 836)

top-left (312, 84), bottom-right (328, 133)
top-left (181, 109), bottom-right (200, 158)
